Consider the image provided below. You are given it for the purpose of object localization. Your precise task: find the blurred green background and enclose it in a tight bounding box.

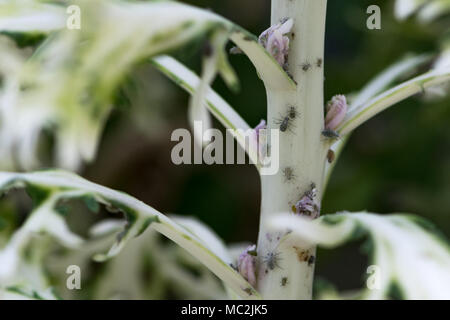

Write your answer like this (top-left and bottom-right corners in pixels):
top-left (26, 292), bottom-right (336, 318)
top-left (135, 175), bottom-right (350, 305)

top-left (70, 0), bottom-right (449, 293)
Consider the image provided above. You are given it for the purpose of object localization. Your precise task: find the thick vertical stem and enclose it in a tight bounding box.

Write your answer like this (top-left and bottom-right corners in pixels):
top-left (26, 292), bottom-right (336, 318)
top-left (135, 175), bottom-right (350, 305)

top-left (256, 0), bottom-right (328, 299)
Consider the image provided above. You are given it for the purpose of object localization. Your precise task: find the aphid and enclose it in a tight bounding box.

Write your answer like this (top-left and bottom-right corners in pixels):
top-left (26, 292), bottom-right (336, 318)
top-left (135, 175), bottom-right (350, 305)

top-left (275, 106), bottom-right (298, 133)
top-left (321, 129), bottom-right (340, 140)
top-left (275, 116), bottom-right (292, 132)
top-left (264, 251), bottom-right (282, 270)
top-left (316, 58), bottom-right (323, 68)
top-left (244, 288), bottom-right (253, 296)
top-left (287, 106), bottom-right (298, 119)
top-left (293, 247), bottom-right (310, 262)
top-left (327, 149), bottom-right (335, 164)
top-left (302, 62), bottom-right (312, 72)
top-left (283, 167), bottom-right (296, 182)
top-left (280, 117), bottom-right (290, 132)
top-left (308, 255), bottom-right (316, 266)
top-left (281, 277), bottom-right (288, 286)
top-left (229, 263), bottom-right (238, 271)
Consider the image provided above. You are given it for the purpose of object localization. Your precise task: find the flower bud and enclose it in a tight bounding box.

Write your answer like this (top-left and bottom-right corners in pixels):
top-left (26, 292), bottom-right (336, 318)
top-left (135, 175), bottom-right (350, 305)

top-left (237, 245), bottom-right (257, 286)
top-left (325, 94), bottom-right (347, 131)
top-left (258, 18), bottom-right (293, 68)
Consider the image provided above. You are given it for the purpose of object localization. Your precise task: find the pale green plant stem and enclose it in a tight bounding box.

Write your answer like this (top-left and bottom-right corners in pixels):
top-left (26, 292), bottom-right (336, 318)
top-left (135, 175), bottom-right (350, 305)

top-left (256, 0), bottom-right (328, 299)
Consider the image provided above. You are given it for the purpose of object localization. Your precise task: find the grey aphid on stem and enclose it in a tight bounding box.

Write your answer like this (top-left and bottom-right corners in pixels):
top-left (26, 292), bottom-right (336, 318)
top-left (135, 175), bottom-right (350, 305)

top-left (263, 251), bottom-right (282, 271)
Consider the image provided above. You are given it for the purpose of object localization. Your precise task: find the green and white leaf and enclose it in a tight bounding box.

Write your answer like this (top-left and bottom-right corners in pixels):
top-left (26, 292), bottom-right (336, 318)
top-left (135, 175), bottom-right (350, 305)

top-left (0, 170), bottom-right (260, 299)
top-left (0, 234), bottom-right (60, 300)
top-left (269, 212), bottom-right (450, 299)
top-left (338, 65), bottom-right (450, 135)
top-left (425, 41), bottom-right (450, 98)
top-left (325, 54), bottom-right (429, 184)
top-left (347, 54), bottom-right (430, 113)
top-left (46, 220), bottom-right (227, 299)
top-left (0, 0), bottom-right (65, 33)
top-left (152, 56), bottom-right (258, 165)
top-left (0, 0), bottom-right (291, 170)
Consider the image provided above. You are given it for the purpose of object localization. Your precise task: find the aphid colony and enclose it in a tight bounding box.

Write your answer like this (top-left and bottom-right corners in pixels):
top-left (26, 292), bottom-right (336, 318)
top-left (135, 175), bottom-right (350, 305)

top-left (293, 246), bottom-right (316, 266)
top-left (293, 183), bottom-right (320, 219)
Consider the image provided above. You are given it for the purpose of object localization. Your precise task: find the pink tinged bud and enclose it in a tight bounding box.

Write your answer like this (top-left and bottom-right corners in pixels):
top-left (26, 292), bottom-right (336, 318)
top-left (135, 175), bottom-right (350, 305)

top-left (258, 18), bottom-right (293, 68)
top-left (238, 245), bottom-right (257, 287)
top-left (325, 94), bottom-right (348, 131)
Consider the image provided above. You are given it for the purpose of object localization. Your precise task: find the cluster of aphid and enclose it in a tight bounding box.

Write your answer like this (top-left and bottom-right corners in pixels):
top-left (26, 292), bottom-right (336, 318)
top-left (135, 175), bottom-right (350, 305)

top-left (293, 246), bottom-right (316, 266)
top-left (236, 235), bottom-right (316, 288)
top-left (293, 183), bottom-right (320, 219)
top-left (235, 241), bottom-right (285, 288)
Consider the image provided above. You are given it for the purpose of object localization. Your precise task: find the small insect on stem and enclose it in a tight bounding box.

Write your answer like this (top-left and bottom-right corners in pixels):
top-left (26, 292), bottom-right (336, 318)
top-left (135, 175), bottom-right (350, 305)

top-left (308, 255), bottom-right (316, 266)
top-left (229, 263), bottom-right (238, 271)
top-left (316, 58), bottom-right (323, 68)
top-left (280, 117), bottom-right (290, 132)
top-left (244, 288), bottom-right (254, 296)
top-left (301, 62), bottom-right (312, 72)
top-left (264, 251), bottom-right (282, 271)
top-left (275, 116), bottom-right (294, 133)
top-left (287, 105), bottom-right (298, 120)
top-left (327, 149), bottom-right (335, 164)
top-left (274, 106), bottom-right (298, 133)
top-left (322, 129), bottom-right (340, 140)
top-left (283, 167), bottom-right (296, 182)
